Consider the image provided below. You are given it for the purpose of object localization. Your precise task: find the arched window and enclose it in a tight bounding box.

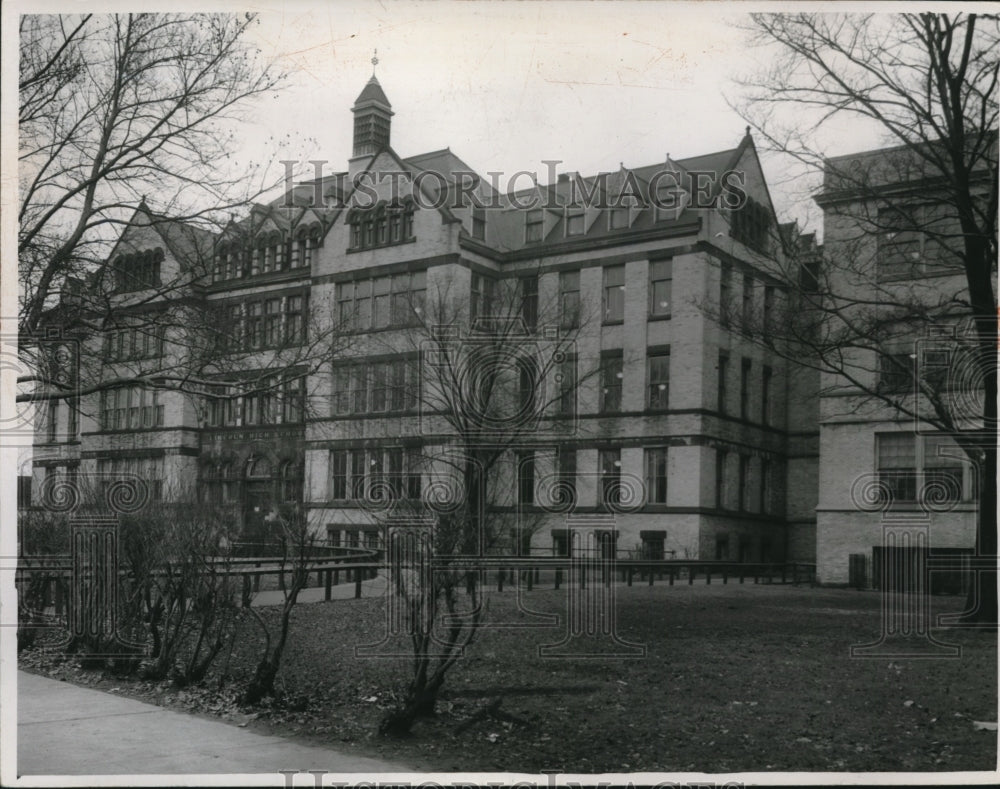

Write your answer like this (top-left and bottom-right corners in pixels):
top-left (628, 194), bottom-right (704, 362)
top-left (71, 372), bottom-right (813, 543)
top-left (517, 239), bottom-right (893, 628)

top-left (246, 455), bottom-right (273, 480)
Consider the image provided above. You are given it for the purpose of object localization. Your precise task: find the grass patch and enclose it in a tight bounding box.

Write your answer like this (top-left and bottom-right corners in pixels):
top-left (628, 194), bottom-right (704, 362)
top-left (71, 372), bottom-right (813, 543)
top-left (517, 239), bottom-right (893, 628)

top-left (22, 583), bottom-right (996, 773)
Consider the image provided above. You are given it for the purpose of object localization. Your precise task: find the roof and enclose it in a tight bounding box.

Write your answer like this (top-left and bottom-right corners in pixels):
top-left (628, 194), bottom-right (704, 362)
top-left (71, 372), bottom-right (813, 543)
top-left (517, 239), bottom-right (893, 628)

top-left (353, 75), bottom-right (391, 109)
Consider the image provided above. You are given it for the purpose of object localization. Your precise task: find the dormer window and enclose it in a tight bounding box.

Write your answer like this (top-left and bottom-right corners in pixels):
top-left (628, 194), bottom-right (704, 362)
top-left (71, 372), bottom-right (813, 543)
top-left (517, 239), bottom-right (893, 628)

top-left (472, 207), bottom-right (486, 240)
top-left (609, 205), bottom-right (630, 230)
top-left (525, 209), bottom-right (544, 243)
top-left (113, 247), bottom-right (164, 292)
top-left (566, 209), bottom-right (585, 237)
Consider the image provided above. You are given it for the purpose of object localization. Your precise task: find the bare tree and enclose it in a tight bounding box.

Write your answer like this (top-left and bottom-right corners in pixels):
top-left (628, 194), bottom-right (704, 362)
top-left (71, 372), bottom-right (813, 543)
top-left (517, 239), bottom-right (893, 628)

top-left (363, 272), bottom-right (597, 735)
top-left (730, 12), bottom-right (998, 622)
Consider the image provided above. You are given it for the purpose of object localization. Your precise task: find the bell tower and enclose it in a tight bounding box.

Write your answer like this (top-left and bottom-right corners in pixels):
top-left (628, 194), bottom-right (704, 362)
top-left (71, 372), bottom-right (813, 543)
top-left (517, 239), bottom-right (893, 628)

top-left (351, 51), bottom-right (393, 160)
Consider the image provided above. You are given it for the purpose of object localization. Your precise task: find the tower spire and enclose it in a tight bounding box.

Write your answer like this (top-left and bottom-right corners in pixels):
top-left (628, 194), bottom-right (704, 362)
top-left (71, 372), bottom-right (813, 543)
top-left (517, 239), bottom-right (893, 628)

top-left (372, 49), bottom-right (378, 75)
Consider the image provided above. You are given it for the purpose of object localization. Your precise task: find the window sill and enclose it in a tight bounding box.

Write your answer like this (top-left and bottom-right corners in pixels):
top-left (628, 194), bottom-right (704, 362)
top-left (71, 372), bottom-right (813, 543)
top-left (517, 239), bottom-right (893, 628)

top-left (602, 319), bottom-right (625, 327)
top-left (648, 313), bottom-right (672, 322)
top-left (346, 237), bottom-right (416, 254)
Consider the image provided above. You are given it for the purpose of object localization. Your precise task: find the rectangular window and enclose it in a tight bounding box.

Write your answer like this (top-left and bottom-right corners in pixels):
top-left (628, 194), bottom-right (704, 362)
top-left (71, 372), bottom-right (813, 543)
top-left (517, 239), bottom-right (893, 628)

top-left (350, 450), bottom-right (366, 499)
top-left (46, 401), bottom-right (58, 441)
top-left (647, 352), bottom-right (670, 411)
top-left (371, 363), bottom-right (389, 412)
top-left (330, 450), bottom-right (347, 499)
top-left (609, 205), bottom-right (629, 230)
top-left (715, 449), bottom-right (728, 509)
top-left (520, 276), bottom-right (538, 331)
top-left (286, 295), bottom-right (306, 344)
top-left (879, 351), bottom-right (914, 393)
top-left (738, 455), bottom-right (749, 511)
top-left (742, 275), bottom-right (753, 329)
top-left (557, 446), bottom-right (576, 500)
top-left (603, 266), bottom-right (625, 323)
top-left (566, 209), bottom-right (584, 236)
top-left (559, 270), bottom-right (581, 329)
top-left (924, 434), bottom-right (967, 503)
top-left (760, 458), bottom-right (772, 513)
top-left (373, 277), bottom-right (391, 329)
top-left (718, 352), bottom-right (729, 414)
top-left (246, 302), bottom-right (264, 349)
top-left (355, 279), bottom-right (372, 330)
top-left (409, 271), bottom-right (426, 325)
top-left (877, 433), bottom-right (918, 502)
top-left (470, 272), bottom-right (495, 323)
top-left (763, 285), bottom-right (775, 337)
top-left (649, 260), bottom-right (672, 317)
top-left (600, 354), bottom-right (623, 413)
top-left (740, 358), bottom-right (751, 419)
top-left (762, 366), bottom-right (772, 425)
top-left (719, 262), bottom-right (732, 327)
top-left (557, 355), bottom-right (577, 417)
top-left (645, 447), bottom-right (668, 504)
top-left (599, 448), bottom-right (621, 507)
top-left (472, 207), bottom-right (486, 240)
top-left (282, 376), bottom-right (304, 423)
top-left (264, 299), bottom-right (282, 346)
top-left (517, 451), bottom-right (535, 505)
top-left (641, 531), bottom-right (666, 559)
top-left (67, 398), bottom-right (78, 438)
top-left (715, 534), bottom-right (730, 561)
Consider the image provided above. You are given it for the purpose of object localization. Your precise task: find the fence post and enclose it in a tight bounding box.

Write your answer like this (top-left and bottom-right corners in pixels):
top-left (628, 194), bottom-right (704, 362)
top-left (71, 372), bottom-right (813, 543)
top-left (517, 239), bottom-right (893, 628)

top-left (527, 567), bottom-right (533, 591)
top-left (324, 569), bottom-right (332, 601)
top-left (627, 566), bottom-right (633, 587)
top-left (554, 568), bottom-right (561, 590)
top-left (669, 568), bottom-right (674, 586)
top-left (242, 575), bottom-right (252, 607)
top-left (688, 567), bottom-right (694, 585)
top-left (648, 567), bottom-right (654, 586)
top-left (706, 569), bottom-right (712, 585)
top-left (354, 571), bottom-right (362, 599)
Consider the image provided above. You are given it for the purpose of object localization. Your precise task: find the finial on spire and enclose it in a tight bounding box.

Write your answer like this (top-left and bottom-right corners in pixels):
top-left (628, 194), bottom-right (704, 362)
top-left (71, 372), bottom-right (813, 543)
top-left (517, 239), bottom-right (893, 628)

top-left (372, 49), bottom-right (378, 74)
top-left (745, 125), bottom-right (751, 137)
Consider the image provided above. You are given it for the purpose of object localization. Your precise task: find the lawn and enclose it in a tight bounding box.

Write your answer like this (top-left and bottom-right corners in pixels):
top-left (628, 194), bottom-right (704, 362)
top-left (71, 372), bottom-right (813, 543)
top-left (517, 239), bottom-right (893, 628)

top-left (21, 583), bottom-right (997, 773)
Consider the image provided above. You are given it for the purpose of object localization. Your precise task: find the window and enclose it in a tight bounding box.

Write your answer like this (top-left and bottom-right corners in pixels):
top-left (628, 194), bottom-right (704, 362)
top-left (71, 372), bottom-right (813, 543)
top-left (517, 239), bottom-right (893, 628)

top-left (243, 377), bottom-right (278, 426)
top-left (559, 271), bottom-right (581, 329)
top-left (730, 197), bottom-right (771, 254)
top-left (472, 207), bottom-right (486, 240)
top-left (760, 458), bottom-right (772, 514)
top-left (740, 358), bottom-right (751, 419)
top-left (647, 352), bottom-right (670, 410)
top-left (718, 352), bottom-right (729, 414)
top-left (609, 204), bottom-right (629, 230)
top-left (97, 457), bottom-right (164, 502)
top-left (100, 387), bottom-right (164, 431)
top-left (641, 531), bottom-right (666, 560)
top-left (46, 400), bottom-right (58, 441)
top-left (349, 203), bottom-right (415, 251)
top-left (246, 302), bottom-right (264, 349)
top-left (762, 366), bottom-right (772, 425)
top-left (878, 351), bottom-right (915, 393)
top-left (719, 262), bottom-right (732, 327)
top-left (556, 355), bottom-right (577, 417)
top-left (338, 274), bottom-right (421, 331)
top-left (645, 447), bottom-right (668, 504)
top-left (264, 299), bottom-right (282, 346)
top-left (205, 383), bottom-right (238, 427)
top-left (517, 451), bottom-right (535, 505)
top-left (520, 276), bottom-right (538, 330)
top-left (518, 358), bottom-right (538, 417)
top-left (113, 248), bottom-right (164, 292)
top-left (877, 433), bottom-right (918, 503)
top-left (763, 285), bottom-right (775, 337)
top-left (330, 450), bottom-right (348, 498)
top-left (281, 461), bottom-right (302, 502)
top-left (715, 449), bottom-right (728, 508)
top-left (332, 447), bottom-right (421, 501)
top-left (285, 295), bottom-right (306, 344)
top-left (331, 359), bottom-right (419, 415)
top-left (715, 534), bottom-right (730, 561)
top-left (649, 260), bottom-right (672, 317)
top-left (327, 527), bottom-right (341, 548)
top-left (282, 376), bottom-right (304, 423)
top-left (600, 354), bottom-right (623, 413)
top-left (603, 266), bottom-right (625, 323)
top-left (876, 432), bottom-right (973, 505)
top-left (742, 275), bottom-right (753, 327)
top-left (557, 446), bottom-right (576, 500)
top-left (67, 397), bottom-right (78, 438)
top-left (526, 209), bottom-right (544, 243)
top-left (566, 209), bottom-right (584, 236)
top-left (552, 530), bottom-right (571, 558)
top-left (470, 272), bottom-right (495, 323)
top-left (105, 325), bottom-right (164, 361)
top-left (599, 448), bottom-right (622, 507)
top-left (799, 257), bottom-right (821, 292)
top-left (876, 205), bottom-right (959, 282)
top-left (738, 455), bottom-right (749, 511)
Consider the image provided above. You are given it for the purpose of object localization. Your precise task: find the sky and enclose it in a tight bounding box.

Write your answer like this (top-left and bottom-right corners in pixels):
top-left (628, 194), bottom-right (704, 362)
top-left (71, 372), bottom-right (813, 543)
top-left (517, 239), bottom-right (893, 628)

top-left (235, 0), bottom-right (895, 234)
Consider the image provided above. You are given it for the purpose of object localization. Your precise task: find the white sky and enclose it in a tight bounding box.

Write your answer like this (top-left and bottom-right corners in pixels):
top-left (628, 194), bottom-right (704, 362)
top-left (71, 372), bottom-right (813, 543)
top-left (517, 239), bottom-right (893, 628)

top-left (234, 0), bottom-right (903, 234)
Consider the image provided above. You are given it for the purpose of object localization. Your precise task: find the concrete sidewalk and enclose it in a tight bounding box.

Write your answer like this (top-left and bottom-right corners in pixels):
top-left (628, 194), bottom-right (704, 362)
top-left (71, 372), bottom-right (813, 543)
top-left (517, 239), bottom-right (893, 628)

top-left (17, 670), bottom-right (412, 776)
